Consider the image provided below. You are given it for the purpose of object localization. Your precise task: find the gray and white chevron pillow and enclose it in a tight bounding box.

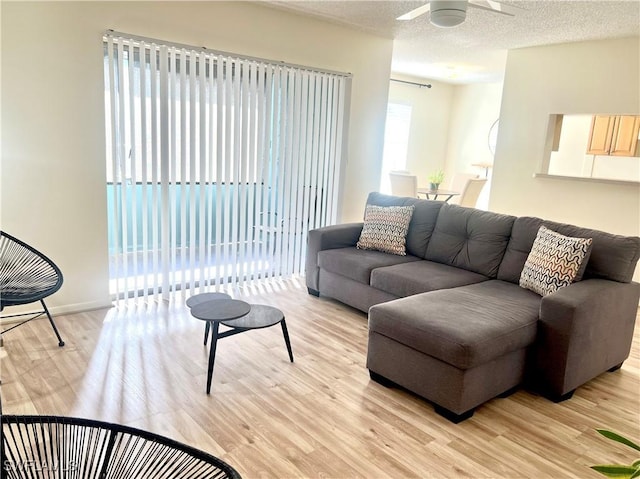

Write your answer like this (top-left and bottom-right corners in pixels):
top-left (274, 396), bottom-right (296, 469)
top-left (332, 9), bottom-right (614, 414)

top-left (357, 204), bottom-right (414, 256)
top-left (519, 225), bottom-right (592, 297)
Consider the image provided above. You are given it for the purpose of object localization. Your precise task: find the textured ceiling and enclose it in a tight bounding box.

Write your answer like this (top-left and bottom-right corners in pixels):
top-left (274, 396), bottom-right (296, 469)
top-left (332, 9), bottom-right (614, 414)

top-left (265, 0), bottom-right (640, 83)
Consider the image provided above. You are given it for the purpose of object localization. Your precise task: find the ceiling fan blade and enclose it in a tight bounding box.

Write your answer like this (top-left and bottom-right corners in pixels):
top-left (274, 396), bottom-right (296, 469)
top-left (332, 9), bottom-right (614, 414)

top-left (468, 0), bottom-right (522, 16)
top-left (397, 3), bottom-right (431, 21)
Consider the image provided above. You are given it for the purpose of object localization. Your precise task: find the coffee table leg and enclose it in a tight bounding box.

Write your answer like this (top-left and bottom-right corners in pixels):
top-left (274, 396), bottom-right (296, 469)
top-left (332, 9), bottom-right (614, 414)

top-left (280, 318), bottom-right (294, 363)
top-left (206, 321), bottom-right (220, 394)
top-left (204, 322), bottom-right (210, 345)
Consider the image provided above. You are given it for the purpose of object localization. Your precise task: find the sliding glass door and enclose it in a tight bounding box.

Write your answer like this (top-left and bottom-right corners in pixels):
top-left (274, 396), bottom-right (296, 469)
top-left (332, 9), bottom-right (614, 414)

top-left (103, 32), bottom-right (350, 300)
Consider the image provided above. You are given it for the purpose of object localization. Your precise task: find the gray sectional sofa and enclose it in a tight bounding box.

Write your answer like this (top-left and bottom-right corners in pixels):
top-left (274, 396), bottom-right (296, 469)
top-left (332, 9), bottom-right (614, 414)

top-left (305, 192), bottom-right (640, 422)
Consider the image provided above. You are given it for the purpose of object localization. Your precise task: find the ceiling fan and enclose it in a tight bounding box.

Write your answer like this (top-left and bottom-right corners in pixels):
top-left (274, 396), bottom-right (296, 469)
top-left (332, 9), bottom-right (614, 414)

top-left (397, 0), bottom-right (521, 28)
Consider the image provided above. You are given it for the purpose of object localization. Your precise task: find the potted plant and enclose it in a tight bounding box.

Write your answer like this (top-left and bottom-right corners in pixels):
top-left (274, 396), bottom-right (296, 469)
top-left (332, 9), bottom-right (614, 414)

top-left (591, 429), bottom-right (640, 478)
top-left (428, 169), bottom-right (445, 191)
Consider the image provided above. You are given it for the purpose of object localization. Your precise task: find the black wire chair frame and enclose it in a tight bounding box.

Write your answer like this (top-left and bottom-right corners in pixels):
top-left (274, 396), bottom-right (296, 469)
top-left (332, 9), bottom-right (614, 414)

top-left (0, 231), bottom-right (65, 347)
top-left (1, 415), bottom-right (241, 479)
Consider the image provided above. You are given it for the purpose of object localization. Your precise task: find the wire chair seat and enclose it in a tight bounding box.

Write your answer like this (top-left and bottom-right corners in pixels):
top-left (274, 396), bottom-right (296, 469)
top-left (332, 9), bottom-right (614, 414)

top-left (1, 415), bottom-right (241, 479)
top-left (0, 231), bottom-right (65, 346)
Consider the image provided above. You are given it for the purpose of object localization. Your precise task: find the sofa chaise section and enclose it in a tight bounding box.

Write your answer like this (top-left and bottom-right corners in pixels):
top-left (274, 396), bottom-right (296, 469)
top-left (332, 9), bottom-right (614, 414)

top-left (368, 280), bottom-right (541, 421)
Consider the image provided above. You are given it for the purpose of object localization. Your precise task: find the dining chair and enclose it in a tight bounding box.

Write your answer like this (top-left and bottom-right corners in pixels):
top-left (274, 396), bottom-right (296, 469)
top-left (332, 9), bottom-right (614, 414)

top-left (389, 172), bottom-right (418, 197)
top-left (444, 173), bottom-right (479, 205)
top-left (448, 173), bottom-right (479, 201)
top-left (458, 178), bottom-right (488, 208)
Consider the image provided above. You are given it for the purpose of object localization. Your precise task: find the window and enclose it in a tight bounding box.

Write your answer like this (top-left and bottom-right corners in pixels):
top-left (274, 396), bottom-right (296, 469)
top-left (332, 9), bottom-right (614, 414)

top-left (380, 103), bottom-right (412, 193)
top-left (104, 32), bottom-right (350, 300)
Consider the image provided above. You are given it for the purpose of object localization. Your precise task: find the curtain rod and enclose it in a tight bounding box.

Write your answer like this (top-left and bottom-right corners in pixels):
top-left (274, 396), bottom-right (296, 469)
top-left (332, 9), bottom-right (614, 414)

top-left (390, 78), bottom-right (432, 89)
top-left (104, 30), bottom-right (352, 78)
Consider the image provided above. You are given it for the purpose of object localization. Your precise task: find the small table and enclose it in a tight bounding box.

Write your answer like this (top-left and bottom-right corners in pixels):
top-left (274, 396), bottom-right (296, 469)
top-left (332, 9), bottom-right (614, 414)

top-left (186, 292), bottom-right (231, 345)
top-left (417, 188), bottom-right (460, 202)
top-left (189, 298), bottom-right (294, 394)
top-left (471, 162), bottom-right (493, 178)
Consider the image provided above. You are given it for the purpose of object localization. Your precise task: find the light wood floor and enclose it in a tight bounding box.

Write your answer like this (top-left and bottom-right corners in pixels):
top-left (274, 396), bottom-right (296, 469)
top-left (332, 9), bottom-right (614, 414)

top-left (1, 278), bottom-right (639, 478)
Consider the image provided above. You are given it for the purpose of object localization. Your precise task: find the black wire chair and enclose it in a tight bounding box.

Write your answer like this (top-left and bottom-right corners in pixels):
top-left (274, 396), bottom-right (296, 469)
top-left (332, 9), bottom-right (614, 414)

top-left (0, 231), bottom-right (65, 347)
top-left (1, 415), bottom-right (241, 479)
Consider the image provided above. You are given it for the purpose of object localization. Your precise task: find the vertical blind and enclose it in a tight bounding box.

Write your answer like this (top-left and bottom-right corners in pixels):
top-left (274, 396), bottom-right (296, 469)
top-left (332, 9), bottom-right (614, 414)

top-left (103, 32), bottom-right (350, 300)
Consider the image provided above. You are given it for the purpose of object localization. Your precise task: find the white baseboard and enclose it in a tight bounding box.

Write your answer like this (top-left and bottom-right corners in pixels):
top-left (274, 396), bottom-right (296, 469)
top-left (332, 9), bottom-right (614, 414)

top-left (0, 300), bottom-right (113, 326)
top-left (49, 300), bottom-right (114, 316)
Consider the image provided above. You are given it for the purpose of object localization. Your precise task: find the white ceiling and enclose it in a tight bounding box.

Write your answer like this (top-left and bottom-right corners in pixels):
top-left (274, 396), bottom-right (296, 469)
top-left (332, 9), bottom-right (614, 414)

top-left (265, 0), bottom-right (640, 84)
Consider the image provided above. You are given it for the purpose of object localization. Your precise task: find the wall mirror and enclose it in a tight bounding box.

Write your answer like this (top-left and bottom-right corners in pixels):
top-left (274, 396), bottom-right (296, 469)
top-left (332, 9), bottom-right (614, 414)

top-left (541, 114), bottom-right (640, 183)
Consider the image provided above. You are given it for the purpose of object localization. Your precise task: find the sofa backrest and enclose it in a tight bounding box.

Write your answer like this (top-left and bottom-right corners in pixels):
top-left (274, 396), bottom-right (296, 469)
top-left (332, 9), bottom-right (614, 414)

top-left (365, 192), bottom-right (443, 258)
top-left (425, 203), bottom-right (516, 277)
top-left (497, 217), bottom-right (640, 284)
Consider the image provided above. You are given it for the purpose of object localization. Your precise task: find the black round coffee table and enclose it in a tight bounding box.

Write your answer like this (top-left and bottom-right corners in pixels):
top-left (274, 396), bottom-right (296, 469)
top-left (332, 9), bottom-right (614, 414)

top-left (189, 299), bottom-right (294, 394)
top-left (186, 292), bottom-right (232, 345)
top-left (186, 292), bottom-right (231, 307)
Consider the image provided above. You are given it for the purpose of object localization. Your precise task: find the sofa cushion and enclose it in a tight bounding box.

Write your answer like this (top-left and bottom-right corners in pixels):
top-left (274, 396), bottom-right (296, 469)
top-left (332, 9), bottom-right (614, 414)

top-left (357, 204), bottom-right (414, 255)
top-left (365, 192), bottom-right (444, 259)
top-left (318, 247), bottom-right (421, 285)
top-left (370, 260), bottom-right (489, 298)
top-left (498, 217), bottom-right (640, 284)
top-left (425, 204), bottom-right (515, 277)
top-left (519, 226), bottom-right (593, 297)
top-left (368, 280), bottom-right (540, 370)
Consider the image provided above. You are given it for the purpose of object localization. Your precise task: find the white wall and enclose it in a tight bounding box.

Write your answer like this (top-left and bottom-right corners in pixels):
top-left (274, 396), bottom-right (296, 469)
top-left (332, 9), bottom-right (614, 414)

top-left (386, 76), bottom-right (454, 187)
top-left (490, 37), bottom-right (640, 280)
top-left (0, 1), bottom-right (393, 312)
top-left (443, 82), bottom-right (503, 208)
top-left (444, 82), bottom-right (502, 179)
top-left (548, 115), bottom-right (593, 177)
top-left (592, 155), bottom-right (640, 182)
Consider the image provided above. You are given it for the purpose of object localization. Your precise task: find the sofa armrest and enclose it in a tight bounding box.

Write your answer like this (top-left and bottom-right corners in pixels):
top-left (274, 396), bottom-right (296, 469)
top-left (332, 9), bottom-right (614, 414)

top-left (305, 223), bottom-right (363, 293)
top-left (533, 279), bottom-right (640, 398)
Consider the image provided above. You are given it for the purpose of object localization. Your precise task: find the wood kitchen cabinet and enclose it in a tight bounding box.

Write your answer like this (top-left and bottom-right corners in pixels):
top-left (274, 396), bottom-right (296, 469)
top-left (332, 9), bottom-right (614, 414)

top-left (587, 115), bottom-right (640, 157)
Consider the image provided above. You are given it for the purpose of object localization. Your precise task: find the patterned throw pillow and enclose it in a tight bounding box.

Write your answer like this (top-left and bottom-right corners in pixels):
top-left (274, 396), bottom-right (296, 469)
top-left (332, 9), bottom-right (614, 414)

top-left (519, 226), bottom-right (592, 297)
top-left (357, 204), bottom-right (415, 256)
